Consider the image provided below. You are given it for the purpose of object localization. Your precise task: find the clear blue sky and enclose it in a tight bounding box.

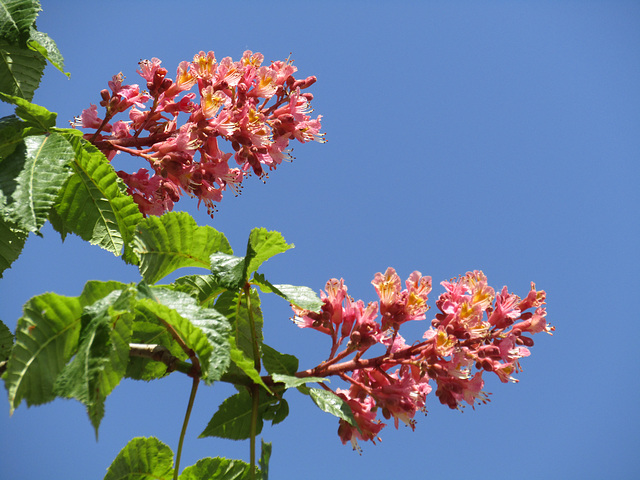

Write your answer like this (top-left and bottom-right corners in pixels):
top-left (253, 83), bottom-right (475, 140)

top-left (1, 1), bottom-right (639, 479)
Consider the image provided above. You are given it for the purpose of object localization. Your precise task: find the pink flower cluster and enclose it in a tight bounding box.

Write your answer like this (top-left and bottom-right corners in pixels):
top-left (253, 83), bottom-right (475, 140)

top-left (293, 269), bottom-right (552, 450)
top-left (74, 51), bottom-right (324, 216)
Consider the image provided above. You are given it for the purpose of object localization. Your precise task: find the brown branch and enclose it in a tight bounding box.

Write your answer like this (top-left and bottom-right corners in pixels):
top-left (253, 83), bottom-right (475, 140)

top-left (129, 343), bottom-right (194, 376)
top-left (91, 132), bottom-right (173, 150)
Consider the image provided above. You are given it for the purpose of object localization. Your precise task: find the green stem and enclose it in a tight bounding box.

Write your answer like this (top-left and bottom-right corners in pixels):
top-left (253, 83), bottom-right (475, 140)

top-left (244, 284), bottom-right (261, 479)
top-left (243, 284), bottom-right (261, 372)
top-left (174, 376), bottom-right (199, 480)
top-left (249, 383), bottom-right (260, 480)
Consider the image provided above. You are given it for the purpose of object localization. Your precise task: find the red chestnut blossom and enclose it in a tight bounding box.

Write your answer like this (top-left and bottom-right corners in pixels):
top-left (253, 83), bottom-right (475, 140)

top-left (292, 270), bottom-right (553, 449)
top-left (74, 51), bottom-right (325, 217)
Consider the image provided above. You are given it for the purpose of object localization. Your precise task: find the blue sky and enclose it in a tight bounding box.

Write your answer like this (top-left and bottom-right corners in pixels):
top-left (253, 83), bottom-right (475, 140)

top-left (1, 1), bottom-right (639, 479)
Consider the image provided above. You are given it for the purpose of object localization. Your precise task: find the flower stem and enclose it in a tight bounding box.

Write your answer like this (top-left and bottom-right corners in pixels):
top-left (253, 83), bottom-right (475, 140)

top-left (174, 376), bottom-right (199, 480)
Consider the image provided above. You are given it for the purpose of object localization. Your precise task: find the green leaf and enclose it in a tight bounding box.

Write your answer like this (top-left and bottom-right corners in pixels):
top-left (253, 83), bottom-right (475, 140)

top-left (271, 373), bottom-right (326, 390)
top-left (252, 273), bottom-right (323, 313)
top-left (2, 133), bottom-right (74, 233)
top-left (135, 298), bottom-right (212, 375)
top-left (169, 274), bottom-right (224, 307)
top-left (0, 114), bottom-right (26, 158)
top-left (78, 280), bottom-right (130, 306)
top-left (261, 397), bottom-right (288, 426)
top-left (133, 211), bottom-right (231, 284)
top-left (125, 320), bottom-right (186, 381)
top-left (0, 215), bottom-right (27, 277)
top-left (244, 228), bottom-right (293, 278)
top-left (52, 133), bottom-right (143, 257)
top-left (259, 440), bottom-right (272, 480)
top-left (228, 339), bottom-right (270, 394)
top-left (148, 287), bottom-right (231, 383)
top-left (209, 252), bottom-right (246, 290)
top-left (27, 28), bottom-right (68, 77)
top-left (0, 0), bottom-right (40, 42)
top-left (179, 457), bottom-right (253, 480)
top-left (0, 40), bottom-right (45, 101)
top-left (4, 292), bottom-right (82, 412)
top-left (261, 343), bottom-right (298, 376)
top-left (104, 437), bottom-right (174, 480)
top-left (303, 387), bottom-right (359, 429)
top-left (53, 288), bottom-right (134, 435)
top-left (0, 319), bottom-right (14, 362)
top-left (0, 92), bottom-right (56, 130)
top-left (200, 389), bottom-right (256, 440)
top-left (200, 388), bottom-right (277, 440)
top-left (215, 289), bottom-right (263, 365)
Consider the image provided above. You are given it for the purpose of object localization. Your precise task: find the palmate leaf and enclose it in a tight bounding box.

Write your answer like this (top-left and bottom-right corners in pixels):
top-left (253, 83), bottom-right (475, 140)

top-left (135, 298), bottom-right (213, 374)
top-left (4, 292), bottom-right (82, 413)
top-left (52, 132), bottom-right (143, 258)
top-left (228, 338), bottom-right (271, 393)
top-left (2, 133), bottom-right (74, 233)
top-left (200, 388), bottom-right (278, 440)
top-left (252, 272), bottom-right (323, 313)
top-left (0, 215), bottom-right (26, 277)
top-left (0, 92), bottom-right (56, 130)
top-left (133, 211), bottom-right (232, 284)
top-left (261, 343), bottom-right (298, 376)
top-left (0, 319), bottom-right (14, 361)
top-left (147, 287), bottom-right (231, 383)
top-left (300, 387), bottom-right (359, 430)
top-left (27, 27), bottom-right (68, 77)
top-left (0, 39), bottom-right (45, 101)
top-left (0, 114), bottom-right (26, 158)
top-left (0, 0), bottom-right (40, 42)
top-left (215, 289), bottom-right (263, 364)
top-left (209, 252), bottom-right (246, 290)
top-left (169, 274), bottom-right (225, 307)
top-left (244, 228), bottom-right (293, 278)
top-left (53, 288), bottom-right (135, 436)
top-left (104, 437), bottom-right (174, 480)
top-left (179, 457), bottom-right (253, 480)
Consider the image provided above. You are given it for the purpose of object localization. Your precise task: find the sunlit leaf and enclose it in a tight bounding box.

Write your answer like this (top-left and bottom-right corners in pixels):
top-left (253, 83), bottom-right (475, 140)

top-left (27, 28), bottom-right (68, 77)
top-left (244, 228), bottom-right (293, 278)
top-left (302, 387), bottom-right (359, 429)
top-left (2, 133), bottom-right (74, 233)
top-left (148, 287), bottom-right (231, 383)
top-left (228, 338), bottom-right (270, 393)
top-left (4, 292), bottom-right (82, 412)
top-left (0, 0), bottom-right (40, 42)
top-left (0, 40), bottom-right (45, 101)
top-left (52, 133), bottom-right (142, 257)
top-left (209, 252), bottom-right (246, 290)
top-left (104, 437), bottom-right (174, 480)
top-left (0, 92), bottom-right (56, 131)
top-left (53, 288), bottom-right (134, 435)
top-left (179, 457), bottom-right (252, 480)
top-left (133, 211), bottom-right (232, 284)
top-left (271, 373), bottom-right (326, 390)
top-left (215, 289), bottom-right (263, 365)
top-left (169, 274), bottom-right (224, 307)
top-left (252, 273), bottom-right (323, 313)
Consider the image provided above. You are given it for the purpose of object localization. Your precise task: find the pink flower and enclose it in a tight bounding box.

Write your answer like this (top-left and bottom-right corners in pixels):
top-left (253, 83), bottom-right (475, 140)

top-left (336, 391), bottom-right (384, 451)
top-left (137, 58), bottom-right (163, 82)
top-left (76, 104), bottom-right (110, 131)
